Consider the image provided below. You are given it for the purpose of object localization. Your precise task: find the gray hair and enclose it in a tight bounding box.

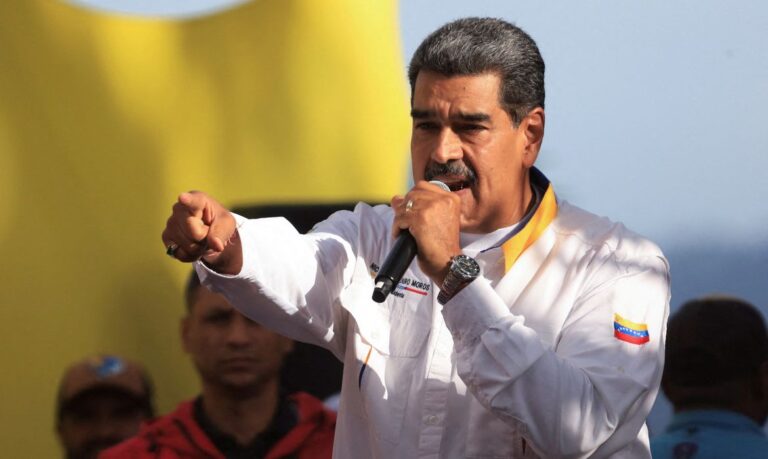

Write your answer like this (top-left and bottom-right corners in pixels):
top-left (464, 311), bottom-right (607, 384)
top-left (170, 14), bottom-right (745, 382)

top-left (408, 17), bottom-right (545, 125)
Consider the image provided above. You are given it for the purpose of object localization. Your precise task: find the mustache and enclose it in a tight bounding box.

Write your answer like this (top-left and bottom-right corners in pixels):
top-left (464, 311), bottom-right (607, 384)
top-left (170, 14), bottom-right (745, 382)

top-left (424, 161), bottom-right (477, 184)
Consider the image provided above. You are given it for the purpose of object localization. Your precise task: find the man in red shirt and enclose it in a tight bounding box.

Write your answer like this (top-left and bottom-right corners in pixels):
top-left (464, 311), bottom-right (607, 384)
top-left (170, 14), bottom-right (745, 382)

top-left (102, 272), bottom-right (335, 458)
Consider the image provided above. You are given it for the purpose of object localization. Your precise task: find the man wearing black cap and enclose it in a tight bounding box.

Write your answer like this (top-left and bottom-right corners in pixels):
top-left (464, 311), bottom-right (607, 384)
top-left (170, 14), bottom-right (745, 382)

top-left (55, 354), bottom-right (154, 459)
top-left (651, 296), bottom-right (768, 459)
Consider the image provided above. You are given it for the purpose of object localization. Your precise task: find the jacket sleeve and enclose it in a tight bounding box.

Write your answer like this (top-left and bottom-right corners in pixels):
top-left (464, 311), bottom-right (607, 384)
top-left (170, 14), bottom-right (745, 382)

top-left (196, 205), bottom-right (372, 360)
top-left (442, 252), bottom-right (670, 458)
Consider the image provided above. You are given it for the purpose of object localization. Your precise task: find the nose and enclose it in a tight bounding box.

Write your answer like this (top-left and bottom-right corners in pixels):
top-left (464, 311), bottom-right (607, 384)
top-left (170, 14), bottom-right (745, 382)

top-left (431, 128), bottom-right (462, 164)
top-left (226, 315), bottom-right (256, 347)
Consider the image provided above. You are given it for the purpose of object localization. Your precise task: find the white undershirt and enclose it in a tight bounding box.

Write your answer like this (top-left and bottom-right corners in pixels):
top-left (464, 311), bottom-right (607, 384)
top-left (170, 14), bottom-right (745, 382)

top-left (460, 222), bottom-right (520, 252)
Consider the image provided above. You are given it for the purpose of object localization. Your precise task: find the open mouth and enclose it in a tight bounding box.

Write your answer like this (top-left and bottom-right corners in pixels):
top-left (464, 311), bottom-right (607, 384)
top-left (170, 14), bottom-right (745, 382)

top-left (437, 177), bottom-right (473, 192)
top-left (447, 181), bottom-right (470, 192)
top-left (424, 161), bottom-right (477, 192)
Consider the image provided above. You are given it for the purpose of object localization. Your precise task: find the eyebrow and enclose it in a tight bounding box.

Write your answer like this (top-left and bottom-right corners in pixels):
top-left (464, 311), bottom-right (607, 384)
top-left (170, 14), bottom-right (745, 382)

top-left (204, 306), bottom-right (234, 316)
top-left (410, 109), bottom-right (490, 122)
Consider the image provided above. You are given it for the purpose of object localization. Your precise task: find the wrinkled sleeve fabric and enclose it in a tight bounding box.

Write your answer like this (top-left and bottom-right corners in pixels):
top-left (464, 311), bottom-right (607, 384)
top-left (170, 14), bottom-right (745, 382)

top-left (442, 252), bottom-right (670, 458)
top-left (195, 206), bottom-right (371, 360)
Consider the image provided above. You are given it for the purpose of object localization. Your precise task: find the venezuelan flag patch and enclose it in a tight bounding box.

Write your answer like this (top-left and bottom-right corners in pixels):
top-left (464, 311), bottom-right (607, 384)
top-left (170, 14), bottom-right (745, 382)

top-left (613, 314), bottom-right (650, 345)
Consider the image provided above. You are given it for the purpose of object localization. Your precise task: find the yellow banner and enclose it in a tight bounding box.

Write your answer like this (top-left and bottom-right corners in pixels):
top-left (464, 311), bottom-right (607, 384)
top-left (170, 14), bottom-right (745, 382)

top-left (0, 1), bottom-right (408, 456)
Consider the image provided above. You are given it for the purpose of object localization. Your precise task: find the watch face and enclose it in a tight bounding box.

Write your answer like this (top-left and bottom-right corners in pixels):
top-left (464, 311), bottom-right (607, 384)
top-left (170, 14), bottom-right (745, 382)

top-left (452, 255), bottom-right (480, 280)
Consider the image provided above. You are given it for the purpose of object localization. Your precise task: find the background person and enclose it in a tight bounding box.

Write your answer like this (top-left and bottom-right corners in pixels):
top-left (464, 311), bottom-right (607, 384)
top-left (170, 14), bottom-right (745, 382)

top-left (102, 271), bottom-right (336, 458)
top-left (651, 295), bottom-right (768, 459)
top-left (56, 355), bottom-right (154, 459)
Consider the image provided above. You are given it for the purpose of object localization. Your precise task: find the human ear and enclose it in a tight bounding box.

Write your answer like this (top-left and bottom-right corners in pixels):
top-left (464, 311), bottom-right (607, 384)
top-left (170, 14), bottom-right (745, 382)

top-left (521, 107), bottom-right (545, 167)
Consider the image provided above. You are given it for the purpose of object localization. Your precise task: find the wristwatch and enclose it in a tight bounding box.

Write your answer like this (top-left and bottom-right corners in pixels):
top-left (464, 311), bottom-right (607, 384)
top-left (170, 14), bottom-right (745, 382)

top-left (437, 254), bottom-right (480, 305)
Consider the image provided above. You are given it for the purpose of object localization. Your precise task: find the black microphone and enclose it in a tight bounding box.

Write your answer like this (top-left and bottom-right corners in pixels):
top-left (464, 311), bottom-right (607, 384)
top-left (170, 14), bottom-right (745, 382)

top-left (372, 180), bottom-right (450, 303)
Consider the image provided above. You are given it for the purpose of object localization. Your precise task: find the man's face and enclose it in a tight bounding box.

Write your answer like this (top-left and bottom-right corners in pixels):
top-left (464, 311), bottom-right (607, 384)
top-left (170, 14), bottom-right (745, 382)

top-left (410, 70), bottom-right (541, 233)
top-left (182, 287), bottom-right (293, 392)
top-left (57, 391), bottom-right (146, 459)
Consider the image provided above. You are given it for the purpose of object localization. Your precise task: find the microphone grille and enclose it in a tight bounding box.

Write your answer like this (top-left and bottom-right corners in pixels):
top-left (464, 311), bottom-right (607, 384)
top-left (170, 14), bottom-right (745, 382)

top-left (428, 180), bottom-right (450, 192)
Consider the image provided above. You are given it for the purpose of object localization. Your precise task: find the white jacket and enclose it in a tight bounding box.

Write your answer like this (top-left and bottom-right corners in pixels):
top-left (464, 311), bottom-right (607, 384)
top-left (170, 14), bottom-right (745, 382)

top-left (198, 199), bottom-right (670, 459)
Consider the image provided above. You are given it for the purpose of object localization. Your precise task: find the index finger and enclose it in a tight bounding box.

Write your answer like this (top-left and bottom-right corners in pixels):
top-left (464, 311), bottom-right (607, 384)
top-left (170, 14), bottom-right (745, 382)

top-left (176, 191), bottom-right (208, 218)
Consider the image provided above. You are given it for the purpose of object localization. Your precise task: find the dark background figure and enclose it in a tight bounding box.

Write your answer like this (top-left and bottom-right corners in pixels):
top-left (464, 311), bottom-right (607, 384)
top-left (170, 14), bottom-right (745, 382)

top-left (651, 295), bottom-right (768, 459)
top-left (56, 355), bottom-right (154, 459)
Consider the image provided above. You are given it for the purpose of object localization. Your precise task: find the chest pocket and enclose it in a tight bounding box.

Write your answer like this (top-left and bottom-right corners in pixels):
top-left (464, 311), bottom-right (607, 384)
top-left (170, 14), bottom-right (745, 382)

top-left (339, 270), bottom-right (432, 357)
top-left (339, 267), bottom-right (432, 445)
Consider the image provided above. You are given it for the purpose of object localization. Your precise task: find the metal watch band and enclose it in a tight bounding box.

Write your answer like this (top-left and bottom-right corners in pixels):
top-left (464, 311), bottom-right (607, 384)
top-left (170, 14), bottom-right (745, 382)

top-left (437, 254), bottom-right (480, 305)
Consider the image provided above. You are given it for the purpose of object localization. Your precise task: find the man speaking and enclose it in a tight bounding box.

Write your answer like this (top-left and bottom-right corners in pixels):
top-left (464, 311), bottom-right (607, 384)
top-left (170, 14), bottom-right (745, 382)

top-left (162, 18), bottom-right (670, 458)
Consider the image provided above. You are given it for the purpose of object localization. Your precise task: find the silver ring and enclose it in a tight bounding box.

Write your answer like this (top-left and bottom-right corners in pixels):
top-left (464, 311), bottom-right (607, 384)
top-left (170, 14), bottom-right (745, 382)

top-left (405, 199), bottom-right (414, 212)
top-left (166, 243), bottom-right (179, 258)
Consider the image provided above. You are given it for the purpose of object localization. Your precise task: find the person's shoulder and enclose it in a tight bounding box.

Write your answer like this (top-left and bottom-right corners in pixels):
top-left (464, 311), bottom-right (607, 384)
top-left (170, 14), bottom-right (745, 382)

top-left (649, 432), bottom-right (683, 459)
top-left (651, 411), bottom-right (768, 459)
top-left (351, 202), bottom-right (393, 225)
top-left (554, 201), bottom-right (665, 262)
top-left (99, 434), bottom-right (151, 458)
top-left (290, 391), bottom-right (337, 426)
top-left (651, 432), bottom-right (768, 459)
top-left (269, 392), bottom-right (335, 459)
top-left (96, 413), bottom-right (177, 459)
top-left (310, 202), bottom-right (391, 234)
top-left (305, 203), bottom-right (393, 258)
top-left (99, 400), bottom-right (199, 459)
